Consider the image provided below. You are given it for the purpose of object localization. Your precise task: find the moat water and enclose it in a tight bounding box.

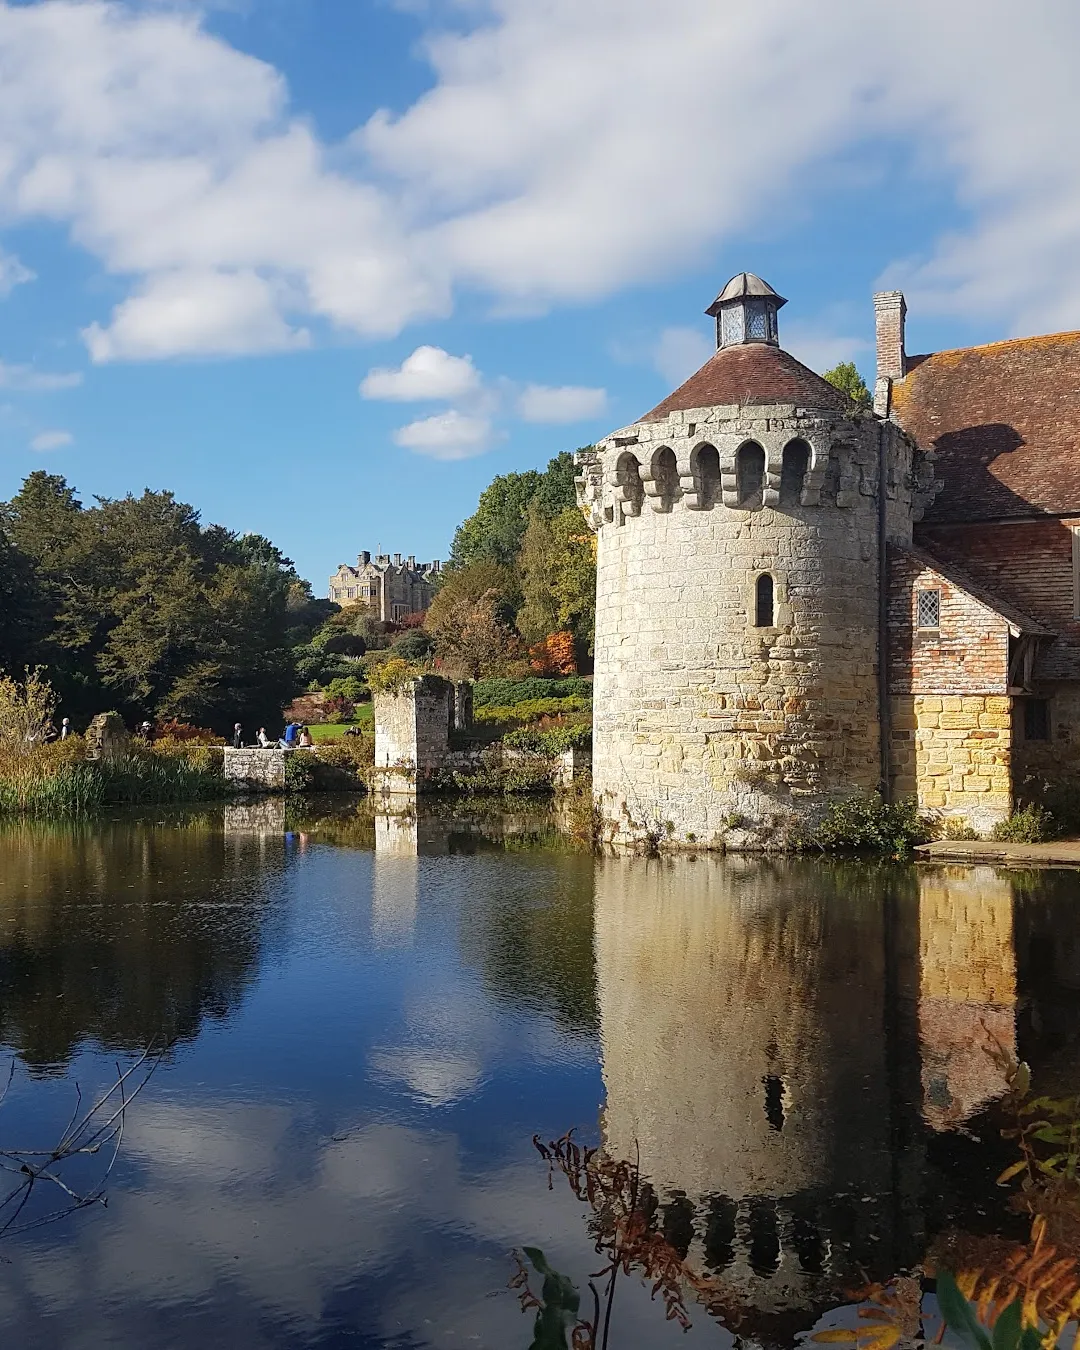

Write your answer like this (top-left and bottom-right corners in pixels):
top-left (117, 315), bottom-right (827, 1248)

top-left (0, 798), bottom-right (1076, 1349)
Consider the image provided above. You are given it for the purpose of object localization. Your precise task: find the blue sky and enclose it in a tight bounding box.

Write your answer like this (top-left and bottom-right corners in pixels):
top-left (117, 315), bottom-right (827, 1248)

top-left (0, 0), bottom-right (1078, 590)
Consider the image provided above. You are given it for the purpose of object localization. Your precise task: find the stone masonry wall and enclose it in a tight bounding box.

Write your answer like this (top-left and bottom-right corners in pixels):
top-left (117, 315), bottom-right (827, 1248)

top-left (223, 747), bottom-right (286, 791)
top-left (372, 677), bottom-right (453, 793)
top-left (887, 550), bottom-right (1012, 830)
top-left (580, 405), bottom-right (926, 847)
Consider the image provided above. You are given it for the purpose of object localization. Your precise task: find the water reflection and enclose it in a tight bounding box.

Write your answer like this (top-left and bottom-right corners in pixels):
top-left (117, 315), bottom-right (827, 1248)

top-left (592, 855), bottom-right (1079, 1340)
top-left (0, 814), bottom-right (281, 1070)
top-left (0, 806), bottom-right (1077, 1350)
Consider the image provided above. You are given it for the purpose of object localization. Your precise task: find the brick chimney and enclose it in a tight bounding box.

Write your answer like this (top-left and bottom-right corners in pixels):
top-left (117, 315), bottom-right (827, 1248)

top-left (874, 291), bottom-right (906, 383)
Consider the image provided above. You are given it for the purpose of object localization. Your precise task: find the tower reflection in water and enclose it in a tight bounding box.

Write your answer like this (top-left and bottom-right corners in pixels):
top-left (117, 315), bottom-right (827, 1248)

top-left (592, 855), bottom-right (1060, 1340)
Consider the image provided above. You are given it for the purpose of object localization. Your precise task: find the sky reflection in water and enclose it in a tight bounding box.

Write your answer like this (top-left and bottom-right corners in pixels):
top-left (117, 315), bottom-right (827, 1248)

top-left (0, 800), bottom-right (1076, 1349)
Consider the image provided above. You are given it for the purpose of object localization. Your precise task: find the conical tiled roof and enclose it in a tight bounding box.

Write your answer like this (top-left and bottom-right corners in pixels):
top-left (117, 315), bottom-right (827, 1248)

top-left (640, 342), bottom-right (856, 422)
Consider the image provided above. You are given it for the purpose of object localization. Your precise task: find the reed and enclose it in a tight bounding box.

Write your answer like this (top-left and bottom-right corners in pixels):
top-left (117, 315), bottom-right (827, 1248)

top-left (0, 738), bottom-right (229, 816)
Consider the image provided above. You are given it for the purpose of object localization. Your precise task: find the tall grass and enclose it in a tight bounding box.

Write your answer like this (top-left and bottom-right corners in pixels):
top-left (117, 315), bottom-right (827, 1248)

top-left (0, 737), bottom-right (229, 816)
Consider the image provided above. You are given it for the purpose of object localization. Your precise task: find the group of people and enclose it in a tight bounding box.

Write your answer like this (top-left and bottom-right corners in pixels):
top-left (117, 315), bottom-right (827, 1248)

top-left (233, 723), bottom-right (314, 750)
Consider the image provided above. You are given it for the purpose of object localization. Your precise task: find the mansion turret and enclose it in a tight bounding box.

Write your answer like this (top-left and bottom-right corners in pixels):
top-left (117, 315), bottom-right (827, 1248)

top-left (579, 273), bottom-right (1080, 846)
top-left (328, 552), bottom-right (440, 621)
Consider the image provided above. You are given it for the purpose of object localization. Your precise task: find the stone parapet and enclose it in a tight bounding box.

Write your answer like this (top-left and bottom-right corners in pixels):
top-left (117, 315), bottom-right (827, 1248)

top-left (223, 747), bottom-right (286, 792)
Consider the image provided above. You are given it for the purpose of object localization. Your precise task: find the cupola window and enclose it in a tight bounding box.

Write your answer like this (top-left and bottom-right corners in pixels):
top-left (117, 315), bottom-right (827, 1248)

top-left (707, 272), bottom-right (786, 350)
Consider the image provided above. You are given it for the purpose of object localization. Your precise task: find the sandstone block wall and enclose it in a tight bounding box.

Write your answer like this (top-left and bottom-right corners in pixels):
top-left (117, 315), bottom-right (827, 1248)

top-left (889, 695), bottom-right (1012, 831)
top-left (580, 405), bottom-right (927, 846)
top-left (223, 747), bottom-right (286, 791)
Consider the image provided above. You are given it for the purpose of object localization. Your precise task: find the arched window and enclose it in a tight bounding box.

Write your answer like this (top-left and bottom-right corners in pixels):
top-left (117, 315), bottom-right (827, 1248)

top-left (650, 446), bottom-right (680, 512)
top-left (736, 441), bottom-right (766, 508)
top-left (780, 439), bottom-right (810, 505)
top-left (755, 573), bottom-right (774, 628)
top-left (691, 443), bottom-right (720, 508)
top-left (615, 452), bottom-right (644, 517)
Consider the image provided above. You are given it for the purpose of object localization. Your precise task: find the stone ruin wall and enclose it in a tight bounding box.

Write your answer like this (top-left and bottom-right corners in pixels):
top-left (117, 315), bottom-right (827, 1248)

top-left (580, 404), bottom-right (926, 847)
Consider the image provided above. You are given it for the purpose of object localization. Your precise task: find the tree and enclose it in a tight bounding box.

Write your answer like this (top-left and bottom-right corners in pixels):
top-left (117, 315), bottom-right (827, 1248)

top-left (447, 451), bottom-right (585, 570)
top-left (425, 571), bottom-right (522, 678)
top-left (518, 504), bottom-right (596, 650)
top-left (0, 475), bottom-right (305, 732)
top-left (823, 361), bottom-right (872, 408)
top-left (0, 530), bottom-right (45, 674)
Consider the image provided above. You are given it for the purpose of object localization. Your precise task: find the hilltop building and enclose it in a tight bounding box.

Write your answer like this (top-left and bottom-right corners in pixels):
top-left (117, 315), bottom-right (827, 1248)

top-left (328, 552), bottom-right (440, 621)
top-left (578, 273), bottom-right (1080, 845)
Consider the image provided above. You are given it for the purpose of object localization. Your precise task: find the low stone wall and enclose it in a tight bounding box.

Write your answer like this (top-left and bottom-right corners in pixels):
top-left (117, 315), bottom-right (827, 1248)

top-left (223, 747), bottom-right (286, 792)
top-left (889, 694), bottom-right (1011, 832)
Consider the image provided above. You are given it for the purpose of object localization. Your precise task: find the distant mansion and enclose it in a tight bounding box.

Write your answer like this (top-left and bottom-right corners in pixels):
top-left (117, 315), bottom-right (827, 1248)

top-left (328, 552), bottom-right (440, 621)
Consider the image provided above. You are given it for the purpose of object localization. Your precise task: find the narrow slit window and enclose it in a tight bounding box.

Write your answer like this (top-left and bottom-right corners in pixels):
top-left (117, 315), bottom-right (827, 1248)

top-left (755, 574), bottom-right (775, 628)
top-left (916, 588), bottom-right (941, 630)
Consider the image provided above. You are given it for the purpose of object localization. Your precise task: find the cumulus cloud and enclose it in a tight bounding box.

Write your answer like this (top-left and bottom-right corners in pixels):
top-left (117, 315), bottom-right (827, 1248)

top-left (393, 408), bottom-right (493, 459)
top-left (0, 360), bottom-right (81, 391)
top-left (0, 249), bottom-right (33, 297)
top-left (0, 0), bottom-right (1076, 362)
top-left (517, 383), bottom-right (606, 423)
top-left (30, 428), bottom-right (73, 451)
top-left (361, 345), bottom-right (481, 401)
top-left (83, 269), bottom-right (310, 362)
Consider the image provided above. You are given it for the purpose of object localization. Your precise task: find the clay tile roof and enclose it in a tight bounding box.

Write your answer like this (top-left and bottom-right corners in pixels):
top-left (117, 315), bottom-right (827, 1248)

top-left (640, 342), bottom-right (854, 422)
top-left (900, 544), bottom-right (1051, 636)
top-left (892, 331), bottom-right (1080, 523)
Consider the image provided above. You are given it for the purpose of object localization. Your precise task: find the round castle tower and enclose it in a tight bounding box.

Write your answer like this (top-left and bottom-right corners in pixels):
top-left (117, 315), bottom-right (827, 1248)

top-left (577, 274), bottom-right (932, 848)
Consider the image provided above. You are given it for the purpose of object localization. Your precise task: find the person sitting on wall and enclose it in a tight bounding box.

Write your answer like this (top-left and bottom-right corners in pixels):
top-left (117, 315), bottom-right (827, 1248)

top-left (257, 727), bottom-right (272, 748)
top-left (297, 726), bottom-right (314, 748)
top-left (278, 721), bottom-right (299, 749)
top-left (232, 723), bottom-right (243, 749)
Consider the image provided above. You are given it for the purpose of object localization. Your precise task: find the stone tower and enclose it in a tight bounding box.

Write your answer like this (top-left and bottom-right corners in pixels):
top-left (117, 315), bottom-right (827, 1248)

top-left (577, 274), bottom-right (933, 847)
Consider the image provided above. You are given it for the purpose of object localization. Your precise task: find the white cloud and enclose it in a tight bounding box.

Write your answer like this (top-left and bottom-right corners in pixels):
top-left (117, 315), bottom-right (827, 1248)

top-left (393, 408), bottom-right (493, 459)
top-left (782, 322), bottom-right (870, 376)
top-left (0, 249), bottom-right (33, 297)
top-left (84, 270), bottom-right (310, 361)
top-left (0, 0), bottom-right (1074, 362)
top-left (360, 345), bottom-right (480, 401)
top-left (0, 360), bottom-right (81, 390)
top-left (651, 326), bottom-right (713, 387)
top-left (30, 428), bottom-right (72, 451)
top-left (517, 382), bottom-right (606, 423)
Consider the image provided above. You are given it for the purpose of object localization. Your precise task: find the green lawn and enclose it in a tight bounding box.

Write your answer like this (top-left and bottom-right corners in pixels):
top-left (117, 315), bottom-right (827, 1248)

top-left (307, 707), bottom-right (373, 742)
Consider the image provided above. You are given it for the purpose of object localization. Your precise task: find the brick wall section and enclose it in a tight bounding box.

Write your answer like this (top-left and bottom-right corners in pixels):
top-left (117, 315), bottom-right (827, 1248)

top-left (887, 551), bottom-right (1013, 829)
top-left (916, 519), bottom-right (1080, 679)
top-left (874, 291), bottom-right (906, 383)
top-left (887, 549), bottom-right (1011, 695)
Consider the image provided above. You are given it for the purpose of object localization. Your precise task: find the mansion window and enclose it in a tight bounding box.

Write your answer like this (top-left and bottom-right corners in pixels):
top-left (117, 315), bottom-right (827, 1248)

top-left (916, 588), bottom-right (940, 630)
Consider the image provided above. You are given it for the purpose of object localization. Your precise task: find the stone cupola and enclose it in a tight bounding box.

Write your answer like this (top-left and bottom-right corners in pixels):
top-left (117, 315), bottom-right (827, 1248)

top-left (706, 272), bottom-right (786, 351)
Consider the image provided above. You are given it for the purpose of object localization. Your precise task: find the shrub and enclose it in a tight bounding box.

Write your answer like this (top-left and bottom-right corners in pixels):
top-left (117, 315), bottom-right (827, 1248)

top-left (391, 630), bottom-right (435, 661)
top-left (528, 630), bottom-right (577, 676)
top-left (324, 676), bottom-right (368, 704)
top-left (473, 677), bottom-right (592, 707)
top-left (367, 657), bottom-right (421, 694)
top-left (450, 747), bottom-right (555, 796)
top-left (474, 697), bottom-right (591, 728)
top-left (811, 794), bottom-right (930, 855)
top-left (991, 803), bottom-right (1056, 843)
top-left (153, 719), bottom-right (222, 744)
top-left (503, 724), bottom-right (592, 755)
top-left (283, 752), bottom-right (317, 793)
